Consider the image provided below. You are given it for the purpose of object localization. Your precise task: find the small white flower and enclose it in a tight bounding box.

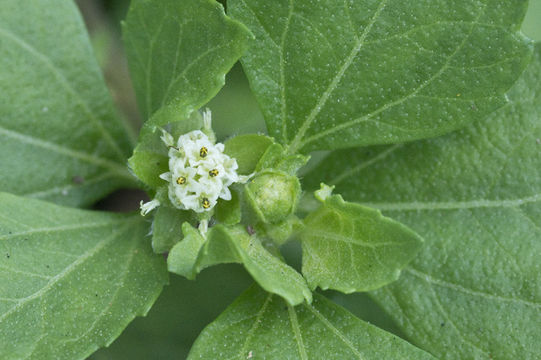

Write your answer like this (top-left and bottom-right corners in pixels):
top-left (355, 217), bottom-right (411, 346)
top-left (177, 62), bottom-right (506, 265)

top-left (157, 111), bottom-right (248, 213)
top-left (202, 108), bottom-right (212, 131)
top-left (140, 199), bottom-right (160, 216)
top-left (160, 129), bottom-right (175, 148)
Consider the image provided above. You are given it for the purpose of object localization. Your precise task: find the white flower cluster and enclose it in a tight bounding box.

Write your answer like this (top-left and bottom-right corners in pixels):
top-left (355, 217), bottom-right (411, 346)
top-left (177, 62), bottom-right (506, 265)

top-left (158, 129), bottom-right (243, 213)
top-left (140, 110), bottom-right (249, 216)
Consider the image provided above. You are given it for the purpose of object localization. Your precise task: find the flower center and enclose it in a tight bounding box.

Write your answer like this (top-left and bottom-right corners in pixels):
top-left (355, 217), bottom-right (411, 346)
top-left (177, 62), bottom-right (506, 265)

top-left (201, 197), bottom-right (211, 209)
top-left (199, 147), bottom-right (208, 158)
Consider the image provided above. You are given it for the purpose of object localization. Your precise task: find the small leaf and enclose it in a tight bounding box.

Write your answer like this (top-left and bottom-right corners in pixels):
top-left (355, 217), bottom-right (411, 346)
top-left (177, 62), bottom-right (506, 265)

top-left (188, 285), bottom-right (436, 360)
top-left (123, 0), bottom-right (252, 125)
top-left (214, 186), bottom-right (242, 225)
top-left (301, 193), bottom-right (423, 293)
top-left (0, 0), bottom-right (137, 207)
top-left (229, 0), bottom-right (532, 152)
top-left (302, 43), bottom-right (541, 359)
top-left (168, 224), bottom-right (312, 305)
top-left (255, 143), bottom-right (309, 175)
top-left (152, 205), bottom-right (193, 254)
top-left (224, 134), bottom-right (273, 175)
top-left (168, 223), bottom-right (207, 280)
top-left (0, 193), bottom-right (167, 360)
top-left (199, 225), bottom-right (312, 306)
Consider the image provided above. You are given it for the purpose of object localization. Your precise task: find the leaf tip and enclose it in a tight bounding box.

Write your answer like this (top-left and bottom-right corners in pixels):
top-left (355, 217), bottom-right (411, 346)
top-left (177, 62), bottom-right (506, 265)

top-left (315, 183), bottom-right (335, 202)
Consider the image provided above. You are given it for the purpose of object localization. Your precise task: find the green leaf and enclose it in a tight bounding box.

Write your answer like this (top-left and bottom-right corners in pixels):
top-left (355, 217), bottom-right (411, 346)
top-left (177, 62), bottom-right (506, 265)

top-left (198, 225), bottom-right (312, 306)
top-left (224, 134), bottom-right (274, 175)
top-left (214, 186), bottom-right (242, 225)
top-left (123, 0), bottom-right (253, 125)
top-left (188, 285), bottom-right (436, 360)
top-left (152, 205), bottom-right (193, 254)
top-left (168, 224), bottom-right (312, 305)
top-left (0, 193), bottom-right (167, 360)
top-left (300, 192), bottom-right (423, 293)
top-left (229, 0), bottom-right (532, 152)
top-left (167, 223), bottom-right (207, 280)
top-left (302, 43), bottom-right (541, 359)
top-left (255, 143), bottom-right (309, 175)
top-left (0, 0), bottom-right (137, 207)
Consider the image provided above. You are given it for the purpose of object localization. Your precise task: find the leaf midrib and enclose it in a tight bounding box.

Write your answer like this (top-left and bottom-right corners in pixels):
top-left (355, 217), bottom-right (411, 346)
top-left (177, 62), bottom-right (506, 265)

top-left (304, 302), bottom-right (364, 359)
top-left (0, 218), bottom-right (128, 241)
top-left (303, 228), bottom-right (407, 248)
top-left (0, 126), bottom-right (133, 181)
top-left (287, 304), bottom-right (308, 360)
top-left (287, 1), bottom-right (491, 152)
top-left (237, 293), bottom-right (273, 359)
top-left (23, 172), bottom-right (117, 200)
top-left (406, 268), bottom-right (541, 310)
top-left (286, 0), bottom-right (390, 153)
top-left (358, 193), bottom-right (541, 211)
top-left (330, 144), bottom-right (403, 185)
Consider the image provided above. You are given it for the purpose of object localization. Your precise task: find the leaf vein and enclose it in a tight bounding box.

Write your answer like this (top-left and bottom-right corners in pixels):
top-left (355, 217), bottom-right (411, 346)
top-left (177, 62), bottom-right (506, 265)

top-left (0, 126), bottom-right (132, 181)
top-left (23, 171), bottom-right (117, 200)
top-left (428, 283), bottom-right (491, 356)
top-left (297, 3), bottom-right (488, 148)
top-left (237, 293), bottom-right (273, 359)
top-left (62, 228), bottom-right (138, 345)
top-left (0, 220), bottom-right (137, 323)
top-left (287, 0), bottom-right (390, 152)
top-left (0, 218), bottom-right (127, 242)
top-left (359, 193), bottom-right (541, 211)
top-left (0, 27), bottom-right (126, 161)
top-left (287, 305), bottom-right (308, 360)
top-left (330, 144), bottom-right (403, 185)
top-left (406, 268), bottom-right (541, 309)
top-left (304, 303), bottom-right (364, 359)
top-left (280, 0), bottom-right (294, 142)
top-left (0, 266), bottom-right (51, 280)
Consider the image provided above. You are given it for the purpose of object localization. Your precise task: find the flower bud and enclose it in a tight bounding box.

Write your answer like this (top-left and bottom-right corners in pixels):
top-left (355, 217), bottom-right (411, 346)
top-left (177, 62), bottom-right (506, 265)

top-left (244, 171), bottom-right (301, 224)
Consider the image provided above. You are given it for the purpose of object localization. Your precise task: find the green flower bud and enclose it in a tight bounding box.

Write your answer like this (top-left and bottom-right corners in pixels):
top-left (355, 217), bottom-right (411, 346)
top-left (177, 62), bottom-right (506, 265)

top-left (245, 171), bottom-right (301, 224)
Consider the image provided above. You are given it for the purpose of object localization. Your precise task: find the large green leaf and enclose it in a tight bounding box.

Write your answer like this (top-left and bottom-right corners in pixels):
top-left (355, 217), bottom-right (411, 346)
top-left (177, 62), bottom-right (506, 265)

top-left (188, 285), bottom-right (436, 359)
top-left (0, 193), bottom-right (167, 360)
top-left (301, 192), bottom-right (423, 293)
top-left (0, 0), bottom-right (136, 207)
top-left (229, 0), bottom-right (532, 153)
top-left (168, 224), bottom-right (312, 306)
top-left (123, 0), bottom-right (252, 126)
top-left (303, 44), bottom-right (541, 359)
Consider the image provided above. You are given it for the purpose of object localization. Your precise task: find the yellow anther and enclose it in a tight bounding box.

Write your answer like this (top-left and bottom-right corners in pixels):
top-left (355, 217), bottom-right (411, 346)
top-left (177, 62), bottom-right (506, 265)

top-left (209, 169), bottom-right (219, 177)
top-left (199, 147), bottom-right (208, 158)
top-left (176, 176), bottom-right (186, 185)
top-left (201, 197), bottom-right (211, 209)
